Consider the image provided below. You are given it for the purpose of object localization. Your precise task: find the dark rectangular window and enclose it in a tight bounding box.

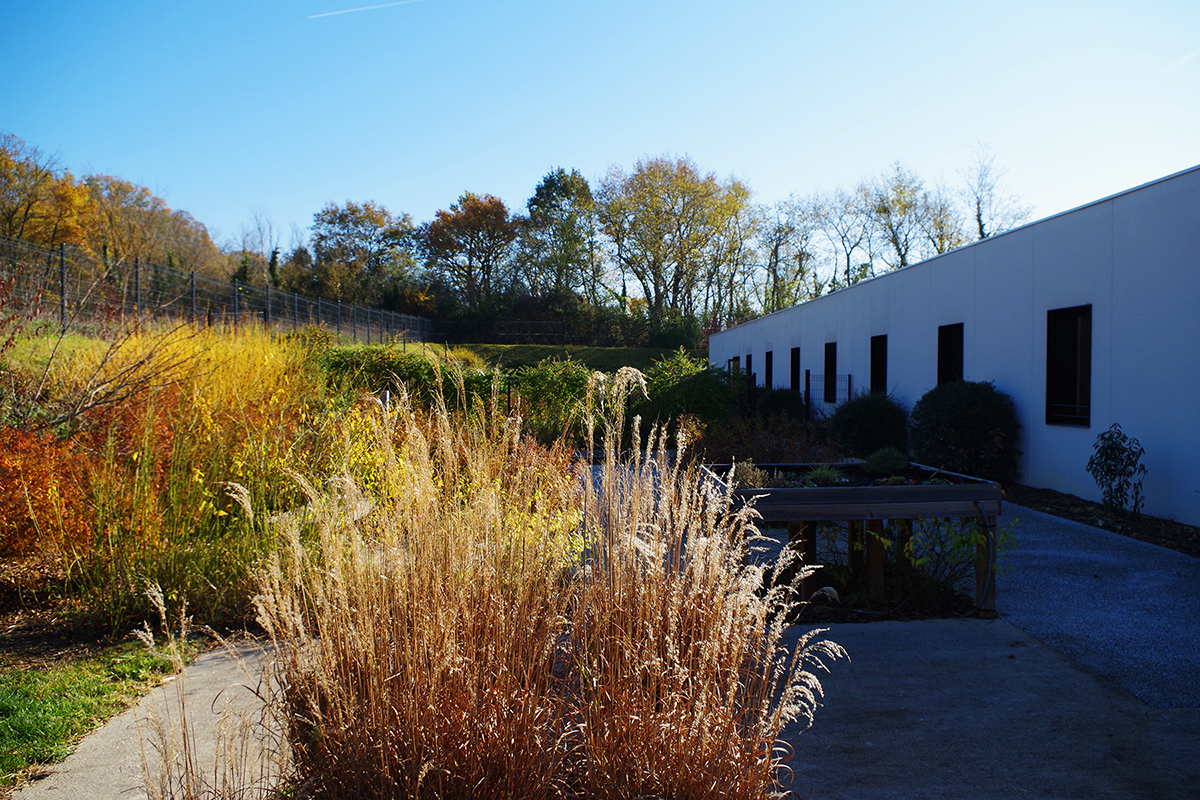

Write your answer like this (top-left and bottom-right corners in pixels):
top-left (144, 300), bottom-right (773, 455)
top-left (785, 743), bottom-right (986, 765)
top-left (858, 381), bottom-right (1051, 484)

top-left (790, 347), bottom-right (801, 391)
top-left (764, 351), bottom-right (773, 389)
top-left (1046, 305), bottom-right (1091, 426)
top-left (937, 323), bottom-right (964, 386)
top-left (745, 353), bottom-right (753, 387)
top-left (824, 342), bottom-right (837, 404)
top-left (870, 335), bottom-right (888, 395)
top-left (727, 356), bottom-right (740, 372)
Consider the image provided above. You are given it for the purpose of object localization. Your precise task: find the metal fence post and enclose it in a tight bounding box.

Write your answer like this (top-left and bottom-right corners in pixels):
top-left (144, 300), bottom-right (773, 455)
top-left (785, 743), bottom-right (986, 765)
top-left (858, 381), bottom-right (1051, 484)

top-left (134, 257), bottom-right (141, 319)
top-left (804, 369), bottom-right (811, 422)
top-left (265, 283), bottom-right (272, 328)
top-left (190, 271), bottom-right (196, 322)
top-left (58, 243), bottom-right (66, 332)
top-left (234, 279), bottom-right (240, 322)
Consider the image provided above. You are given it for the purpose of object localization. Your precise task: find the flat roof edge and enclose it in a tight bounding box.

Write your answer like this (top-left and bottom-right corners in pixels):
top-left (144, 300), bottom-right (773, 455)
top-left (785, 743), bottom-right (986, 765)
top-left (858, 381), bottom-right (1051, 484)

top-left (710, 162), bottom-right (1200, 341)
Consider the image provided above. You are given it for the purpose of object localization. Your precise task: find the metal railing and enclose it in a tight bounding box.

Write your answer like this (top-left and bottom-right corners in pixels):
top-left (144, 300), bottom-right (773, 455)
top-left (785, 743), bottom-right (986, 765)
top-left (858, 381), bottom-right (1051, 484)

top-left (805, 372), bottom-right (852, 418)
top-left (0, 235), bottom-right (433, 343)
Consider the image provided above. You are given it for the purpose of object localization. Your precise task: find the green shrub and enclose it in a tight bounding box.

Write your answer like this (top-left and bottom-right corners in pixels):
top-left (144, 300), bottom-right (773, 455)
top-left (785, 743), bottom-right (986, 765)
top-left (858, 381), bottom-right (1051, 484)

top-left (635, 349), bottom-right (739, 429)
top-left (828, 392), bottom-right (908, 457)
top-left (1086, 423), bottom-right (1147, 514)
top-left (318, 343), bottom-right (498, 408)
top-left (512, 356), bottom-right (593, 445)
top-left (319, 344), bottom-right (439, 399)
top-left (729, 459), bottom-right (768, 488)
top-left (862, 447), bottom-right (909, 477)
top-left (909, 381), bottom-right (1021, 483)
top-left (756, 388), bottom-right (808, 420)
top-left (693, 414), bottom-right (844, 464)
top-left (647, 309), bottom-right (703, 349)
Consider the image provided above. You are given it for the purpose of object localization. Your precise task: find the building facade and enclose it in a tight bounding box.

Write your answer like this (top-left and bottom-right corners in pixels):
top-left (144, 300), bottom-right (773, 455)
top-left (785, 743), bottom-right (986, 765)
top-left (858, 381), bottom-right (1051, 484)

top-left (709, 165), bottom-right (1200, 526)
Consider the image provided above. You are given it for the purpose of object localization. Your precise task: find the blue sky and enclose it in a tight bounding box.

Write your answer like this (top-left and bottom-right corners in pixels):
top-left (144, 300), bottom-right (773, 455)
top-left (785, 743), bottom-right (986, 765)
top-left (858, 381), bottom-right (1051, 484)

top-left (2, 0), bottom-right (1197, 248)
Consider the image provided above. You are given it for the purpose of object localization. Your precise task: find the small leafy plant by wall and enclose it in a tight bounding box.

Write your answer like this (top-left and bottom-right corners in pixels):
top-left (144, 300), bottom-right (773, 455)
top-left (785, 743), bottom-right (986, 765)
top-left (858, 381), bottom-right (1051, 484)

top-left (1086, 423), bottom-right (1147, 514)
top-left (827, 393), bottom-right (908, 457)
top-left (909, 380), bottom-right (1021, 483)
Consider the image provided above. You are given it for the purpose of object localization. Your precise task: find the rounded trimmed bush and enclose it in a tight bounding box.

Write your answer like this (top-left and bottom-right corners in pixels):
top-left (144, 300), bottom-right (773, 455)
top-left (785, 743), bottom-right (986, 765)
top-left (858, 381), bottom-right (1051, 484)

top-left (756, 388), bottom-right (808, 421)
top-left (909, 380), bottom-right (1021, 483)
top-left (862, 447), bottom-right (909, 477)
top-left (827, 392), bottom-right (908, 457)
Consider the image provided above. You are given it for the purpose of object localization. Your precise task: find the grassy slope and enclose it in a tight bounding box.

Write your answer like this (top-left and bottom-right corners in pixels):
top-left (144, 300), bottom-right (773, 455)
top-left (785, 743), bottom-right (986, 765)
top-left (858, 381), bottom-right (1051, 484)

top-left (456, 344), bottom-right (707, 372)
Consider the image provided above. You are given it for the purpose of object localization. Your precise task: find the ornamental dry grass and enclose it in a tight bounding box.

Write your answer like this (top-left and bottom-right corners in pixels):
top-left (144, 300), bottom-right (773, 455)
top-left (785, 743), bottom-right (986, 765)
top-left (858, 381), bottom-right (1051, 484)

top-left (171, 374), bottom-right (844, 799)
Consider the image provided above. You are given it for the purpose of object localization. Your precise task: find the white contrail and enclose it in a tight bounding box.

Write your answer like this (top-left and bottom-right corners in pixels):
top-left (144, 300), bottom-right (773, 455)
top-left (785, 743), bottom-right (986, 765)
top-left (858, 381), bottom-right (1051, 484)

top-left (309, 0), bottom-right (425, 19)
top-left (1164, 49), bottom-right (1200, 75)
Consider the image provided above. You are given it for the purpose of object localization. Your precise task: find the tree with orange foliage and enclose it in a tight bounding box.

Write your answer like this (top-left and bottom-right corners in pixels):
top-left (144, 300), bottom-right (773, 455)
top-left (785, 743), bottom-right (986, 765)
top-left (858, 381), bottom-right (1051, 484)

top-left (419, 192), bottom-right (517, 313)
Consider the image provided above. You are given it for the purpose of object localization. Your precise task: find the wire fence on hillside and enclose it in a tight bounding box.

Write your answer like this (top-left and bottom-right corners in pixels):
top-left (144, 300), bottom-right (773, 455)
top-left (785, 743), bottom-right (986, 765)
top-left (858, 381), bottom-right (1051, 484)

top-left (0, 235), bottom-right (433, 343)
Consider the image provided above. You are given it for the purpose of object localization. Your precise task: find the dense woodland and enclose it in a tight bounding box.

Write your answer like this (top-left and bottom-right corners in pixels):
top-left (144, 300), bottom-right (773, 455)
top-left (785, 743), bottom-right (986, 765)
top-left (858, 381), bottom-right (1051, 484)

top-left (1, 133), bottom-right (1029, 346)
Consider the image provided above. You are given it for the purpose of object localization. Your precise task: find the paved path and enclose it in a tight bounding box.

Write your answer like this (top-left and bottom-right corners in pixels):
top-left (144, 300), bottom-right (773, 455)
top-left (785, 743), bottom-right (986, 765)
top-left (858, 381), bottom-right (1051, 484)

top-left (997, 503), bottom-right (1200, 709)
top-left (14, 503), bottom-right (1200, 799)
top-left (14, 643), bottom-right (269, 800)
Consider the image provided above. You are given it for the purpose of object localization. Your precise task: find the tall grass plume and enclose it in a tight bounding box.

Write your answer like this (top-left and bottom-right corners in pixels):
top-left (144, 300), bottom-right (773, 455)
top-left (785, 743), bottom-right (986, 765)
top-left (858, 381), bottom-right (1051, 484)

top-left (205, 374), bottom-right (847, 798)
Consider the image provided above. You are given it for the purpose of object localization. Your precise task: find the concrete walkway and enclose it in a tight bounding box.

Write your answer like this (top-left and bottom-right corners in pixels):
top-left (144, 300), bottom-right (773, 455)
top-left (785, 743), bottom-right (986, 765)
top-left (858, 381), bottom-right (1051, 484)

top-left (14, 503), bottom-right (1200, 799)
top-left (777, 502), bottom-right (1200, 799)
top-left (14, 643), bottom-right (269, 800)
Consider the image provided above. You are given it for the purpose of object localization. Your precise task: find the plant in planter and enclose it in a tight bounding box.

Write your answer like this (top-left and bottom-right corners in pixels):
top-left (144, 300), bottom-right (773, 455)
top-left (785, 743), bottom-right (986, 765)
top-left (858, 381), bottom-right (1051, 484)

top-left (803, 463), bottom-right (848, 486)
top-left (1086, 422), bottom-right (1147, 514)
top-left (861, 447), bottom-right (909, 479)
top-left (730, 459), bottom-right (769, 489)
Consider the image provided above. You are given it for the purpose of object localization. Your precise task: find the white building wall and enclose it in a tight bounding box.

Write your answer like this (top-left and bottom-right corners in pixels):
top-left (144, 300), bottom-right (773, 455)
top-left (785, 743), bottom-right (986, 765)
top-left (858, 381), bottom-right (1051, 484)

top-left (710, 165), bottom-right (1200, 526)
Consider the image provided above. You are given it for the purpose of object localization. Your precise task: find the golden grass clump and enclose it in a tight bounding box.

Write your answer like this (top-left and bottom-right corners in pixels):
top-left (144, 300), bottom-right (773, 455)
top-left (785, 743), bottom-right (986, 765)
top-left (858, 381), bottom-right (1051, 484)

top-left (3, 323), bottom-right (334, 630)
top-left (240, 373), bottom-right (844, 799)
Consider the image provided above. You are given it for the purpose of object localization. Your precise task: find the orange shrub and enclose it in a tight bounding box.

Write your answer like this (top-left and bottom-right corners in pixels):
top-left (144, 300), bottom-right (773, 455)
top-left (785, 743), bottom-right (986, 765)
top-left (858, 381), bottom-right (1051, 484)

top-left (0, 426), bottom-right (90, 558)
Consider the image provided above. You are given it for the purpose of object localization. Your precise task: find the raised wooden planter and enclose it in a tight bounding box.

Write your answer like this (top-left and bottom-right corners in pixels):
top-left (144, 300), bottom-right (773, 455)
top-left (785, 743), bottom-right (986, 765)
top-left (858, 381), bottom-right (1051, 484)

top-left (704, 462), bottom-right (1003, 617)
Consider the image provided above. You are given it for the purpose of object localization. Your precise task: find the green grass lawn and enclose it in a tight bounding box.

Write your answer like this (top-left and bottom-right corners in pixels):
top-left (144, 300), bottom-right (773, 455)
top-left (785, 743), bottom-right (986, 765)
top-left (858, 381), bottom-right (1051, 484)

top-left (0, 642), bottom-right (177, 792)
top-left (456, 343), bottom-right (707, 372)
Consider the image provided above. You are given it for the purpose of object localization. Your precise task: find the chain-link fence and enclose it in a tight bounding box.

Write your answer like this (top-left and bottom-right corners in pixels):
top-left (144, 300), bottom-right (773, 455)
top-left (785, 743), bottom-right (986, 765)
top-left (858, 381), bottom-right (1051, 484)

top-left (0, 235), bottom-right (433, 343)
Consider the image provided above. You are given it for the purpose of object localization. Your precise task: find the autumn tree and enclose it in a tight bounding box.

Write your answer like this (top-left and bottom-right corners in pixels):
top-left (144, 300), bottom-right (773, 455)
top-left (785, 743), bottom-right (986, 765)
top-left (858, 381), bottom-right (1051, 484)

top-left (0, 134), bottom-right (92, 249)
top-left (962, 144), bottom-right (1032, 239)
top-left (310, 200), bottom-right (416, 304)
top-left (419, 192), bottom-right (517, 313)
top-left (867, 162), bottom-right (931, 271)
top-left (699, 184), bottom-right (758, 326)
top-left (515, 168), bottom-right (598, 300)
top-left (74, 174), bottom-right (223, 275)
top-left (229, 209), bottom-right (283, 286)
top-left (920, 185), bottom-right (967, 255)
top-left (812, 185), bottom-right (876, 288)
top-left (277, 245), bottom-right (315, 294)
top-left (596, 156), bottom-right (751, 323)
top-left (753, 198), bottom-right (823, 313)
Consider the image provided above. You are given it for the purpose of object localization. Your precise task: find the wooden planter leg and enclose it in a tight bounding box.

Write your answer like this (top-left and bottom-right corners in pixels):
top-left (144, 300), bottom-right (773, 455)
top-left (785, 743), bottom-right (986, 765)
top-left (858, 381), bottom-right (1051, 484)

top-left (848, 521), bottom-right (864, 585)
top-left (896, 519), bottom-right (913, 566)
top-left (866, 519), bottom-right (886, 601)
top-left (787, 521), bottom-right (818, 599)
top-left (975, 515), bottom-right (998, 618)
